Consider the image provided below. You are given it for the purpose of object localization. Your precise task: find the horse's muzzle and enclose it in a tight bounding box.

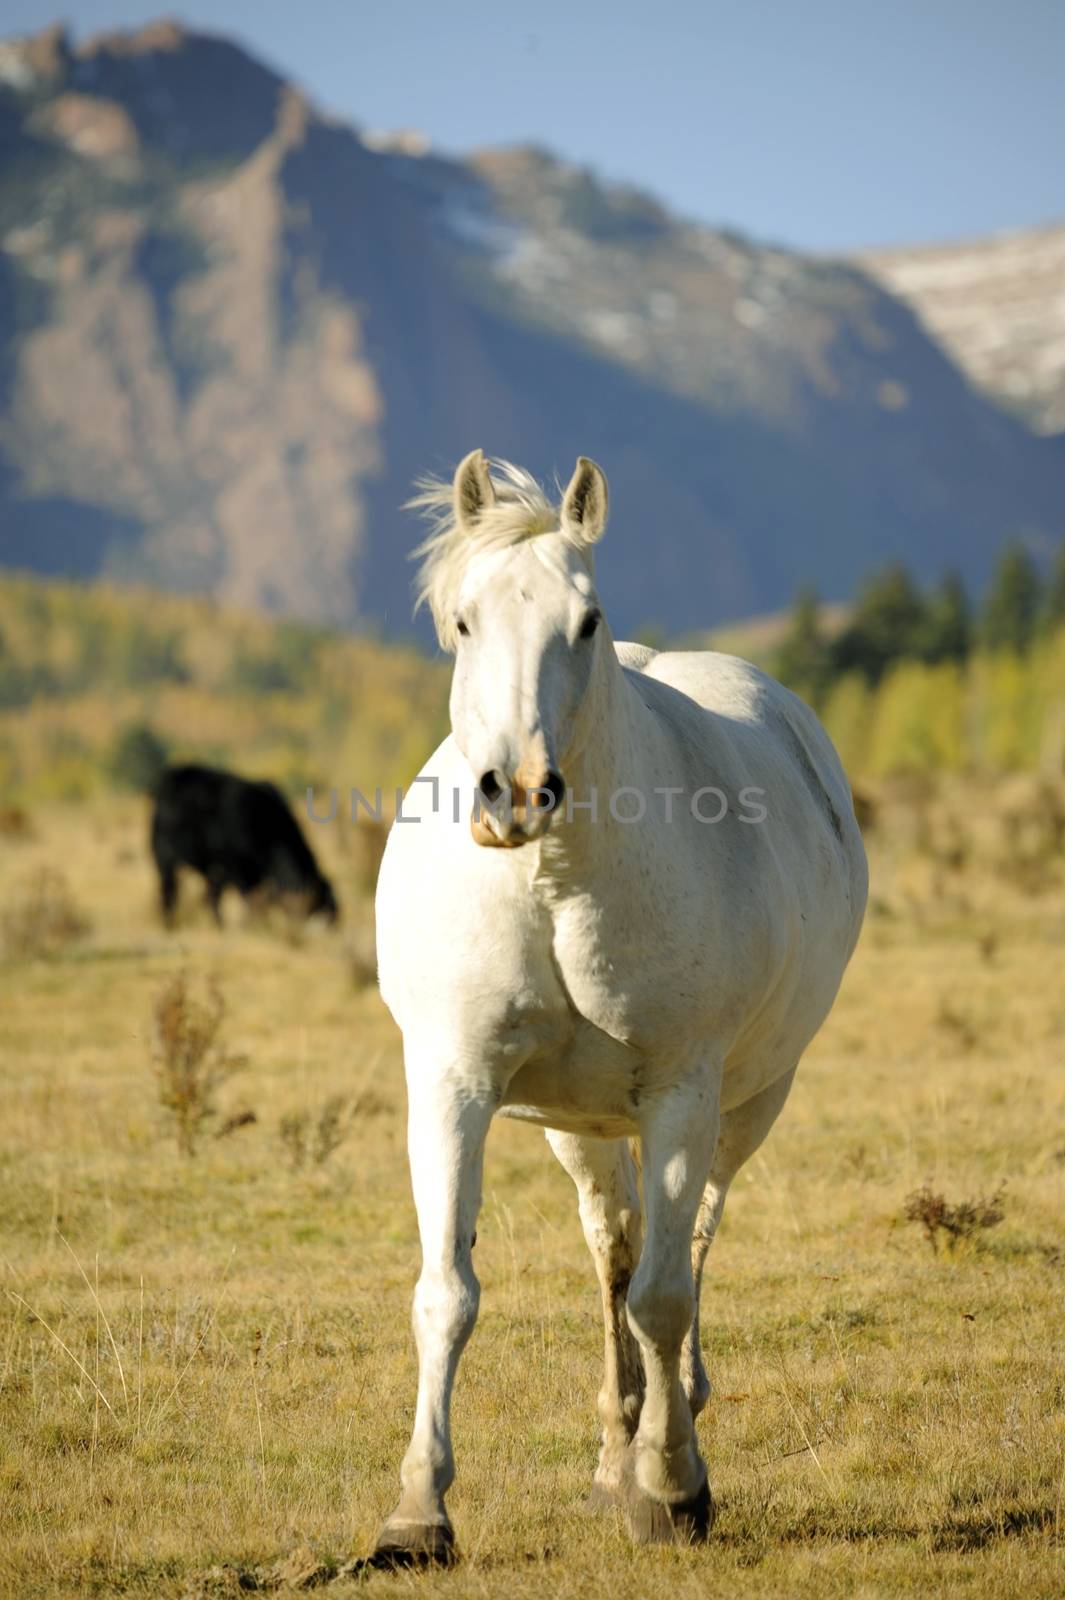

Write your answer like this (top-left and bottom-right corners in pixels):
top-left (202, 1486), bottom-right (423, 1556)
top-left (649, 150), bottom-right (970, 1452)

top-left (471, 767), bottom-right (566, 848)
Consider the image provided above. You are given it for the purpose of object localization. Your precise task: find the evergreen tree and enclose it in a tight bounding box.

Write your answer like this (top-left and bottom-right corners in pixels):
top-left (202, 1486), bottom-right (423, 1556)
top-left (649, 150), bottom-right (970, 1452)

top-left (1043, 537), bottom-right (1065, 634)
top-left (920, 570), bottom-right (971, 663)
top-left (981, 542), bottom-right (1042, 654)
top-left (107, 722), bottom-right (170, 793)
top-left (775, 587), bottom-right (832, 703)
top-left (831, 563), bottom-right (926, 683)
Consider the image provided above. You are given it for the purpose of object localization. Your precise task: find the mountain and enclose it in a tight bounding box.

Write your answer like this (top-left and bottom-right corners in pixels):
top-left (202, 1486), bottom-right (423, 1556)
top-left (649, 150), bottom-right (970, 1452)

top-left (1, 21), bottom-right (1063, 641)
top-left (860, 225), bottom-right (1065, 438)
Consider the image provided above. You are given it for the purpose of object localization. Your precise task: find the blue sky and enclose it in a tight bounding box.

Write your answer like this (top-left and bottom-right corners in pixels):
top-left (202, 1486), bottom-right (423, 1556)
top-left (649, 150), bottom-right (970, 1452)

top-left (7, 1), bottom-right (1064, 252)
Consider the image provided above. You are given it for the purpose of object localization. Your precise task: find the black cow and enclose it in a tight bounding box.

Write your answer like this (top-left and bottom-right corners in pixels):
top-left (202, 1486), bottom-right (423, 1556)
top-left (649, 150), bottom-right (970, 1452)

top-left (151, 764), bottom-right (338, 927)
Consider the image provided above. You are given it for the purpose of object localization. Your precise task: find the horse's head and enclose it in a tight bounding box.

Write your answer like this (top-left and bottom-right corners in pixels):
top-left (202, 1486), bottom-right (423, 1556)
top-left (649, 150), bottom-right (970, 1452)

top-left (414, 451), bottom-right (610, 848)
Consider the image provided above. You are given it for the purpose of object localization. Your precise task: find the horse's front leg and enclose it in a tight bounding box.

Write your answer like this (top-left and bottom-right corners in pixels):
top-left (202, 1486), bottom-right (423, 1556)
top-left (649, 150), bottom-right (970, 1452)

top-left (625, 1066), bottom-right (720, 1544)
top-left (372, 1058), bottom-right (495, 1567)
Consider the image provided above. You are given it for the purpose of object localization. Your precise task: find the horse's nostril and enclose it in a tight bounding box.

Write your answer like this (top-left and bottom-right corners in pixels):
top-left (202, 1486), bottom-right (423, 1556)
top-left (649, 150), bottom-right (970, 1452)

top-left (478, 770), bottom-right (504, 804)
top-left (540, 770), bottom-right (566, 812)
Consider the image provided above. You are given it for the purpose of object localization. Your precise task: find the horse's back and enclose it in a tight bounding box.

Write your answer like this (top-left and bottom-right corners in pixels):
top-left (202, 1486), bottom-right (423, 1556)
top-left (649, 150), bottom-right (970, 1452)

top-left (621, 644), bottom-right (856, 824)
top-left (620, 644), bottom-right (867, 947)
top-left (622, 644), bottom-right (815, 739)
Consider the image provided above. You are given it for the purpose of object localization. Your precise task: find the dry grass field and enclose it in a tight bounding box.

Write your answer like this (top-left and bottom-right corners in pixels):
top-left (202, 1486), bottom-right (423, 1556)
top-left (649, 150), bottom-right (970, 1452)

top-left (1, 789), bottom-right (1063, 1599)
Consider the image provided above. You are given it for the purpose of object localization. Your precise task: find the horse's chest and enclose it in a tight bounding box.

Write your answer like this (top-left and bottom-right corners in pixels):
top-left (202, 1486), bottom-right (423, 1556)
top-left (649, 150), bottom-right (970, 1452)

top-left (496, 894), bottom-right (702, 1124)
top-left (547, 889), bottom-right (706, 1046)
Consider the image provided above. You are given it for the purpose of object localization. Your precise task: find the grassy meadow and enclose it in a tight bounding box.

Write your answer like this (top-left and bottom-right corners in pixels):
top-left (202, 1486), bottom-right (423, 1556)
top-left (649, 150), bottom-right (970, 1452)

top-left (1, 573), bottom-right (1064, 1597)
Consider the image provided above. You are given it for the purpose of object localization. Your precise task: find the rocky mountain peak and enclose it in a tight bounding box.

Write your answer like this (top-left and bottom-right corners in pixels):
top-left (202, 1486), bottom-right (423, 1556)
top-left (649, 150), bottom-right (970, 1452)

top-left (1, 21), bottom-right (1062, 639)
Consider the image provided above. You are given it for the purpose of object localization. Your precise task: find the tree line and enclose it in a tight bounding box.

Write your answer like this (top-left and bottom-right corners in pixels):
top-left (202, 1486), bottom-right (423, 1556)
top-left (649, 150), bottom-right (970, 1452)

top-left (775, 538), bottom-right (1065, 705)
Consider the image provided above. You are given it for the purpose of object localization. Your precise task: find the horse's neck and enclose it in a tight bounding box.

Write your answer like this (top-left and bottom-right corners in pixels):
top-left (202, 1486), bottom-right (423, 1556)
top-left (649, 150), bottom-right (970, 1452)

top-left (540, 641), bottom-right (666, 877)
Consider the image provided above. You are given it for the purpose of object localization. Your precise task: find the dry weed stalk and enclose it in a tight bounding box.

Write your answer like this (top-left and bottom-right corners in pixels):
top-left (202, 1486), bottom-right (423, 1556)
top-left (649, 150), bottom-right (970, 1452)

top-left (279, 1094), bottom-right (356, 1171)
top-left (2, 866), bottom-right (91, 959)
top-left (151, 973), bottom-right (244, 1155)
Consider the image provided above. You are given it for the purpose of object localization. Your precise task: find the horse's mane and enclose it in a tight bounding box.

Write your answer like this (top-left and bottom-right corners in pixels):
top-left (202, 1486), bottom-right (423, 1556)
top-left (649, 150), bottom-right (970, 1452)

top-left (409, 461), bottom-right (573, 649)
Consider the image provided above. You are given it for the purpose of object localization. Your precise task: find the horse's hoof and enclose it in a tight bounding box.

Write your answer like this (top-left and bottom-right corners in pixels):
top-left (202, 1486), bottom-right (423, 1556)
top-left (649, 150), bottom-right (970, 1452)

top-left (583, 1479), bottom-right (624, 1517)
top-left (625, 1478), bottom-right (714, 1546)
top-left (668, 1478), bottom-right (715, 1544)
top-left (368, 1520), bottom-right (456, 1569)
top-left (582, 1466), bottom-right (714, 1546)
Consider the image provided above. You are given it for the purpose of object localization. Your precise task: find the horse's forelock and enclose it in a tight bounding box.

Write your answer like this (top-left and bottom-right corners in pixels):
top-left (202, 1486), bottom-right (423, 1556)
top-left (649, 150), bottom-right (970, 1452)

top-left (408, 461), bottom-right (566, 649)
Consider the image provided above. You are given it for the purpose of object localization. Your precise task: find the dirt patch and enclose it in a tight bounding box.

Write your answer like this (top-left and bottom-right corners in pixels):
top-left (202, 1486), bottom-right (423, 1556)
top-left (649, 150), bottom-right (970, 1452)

top-left (184, 1546), bottom-right (342, 1597)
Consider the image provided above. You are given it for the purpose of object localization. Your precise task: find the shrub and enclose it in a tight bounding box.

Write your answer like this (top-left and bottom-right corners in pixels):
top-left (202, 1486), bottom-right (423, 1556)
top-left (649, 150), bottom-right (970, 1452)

top-left (904, 1183), bottom-right (1006, 1253)
top-left (0, 805), bottom-right (32, 839)
top-left (151, 973), bottom-right (244, 1155)
top-left (279, 1095), bottom-right (354, 1171)
top-left (820, 672), bottom-right (873, 776)
top-left (2, 867), bottom-right (91, 959)
top-left (865, 660), bottom-right (965, 776)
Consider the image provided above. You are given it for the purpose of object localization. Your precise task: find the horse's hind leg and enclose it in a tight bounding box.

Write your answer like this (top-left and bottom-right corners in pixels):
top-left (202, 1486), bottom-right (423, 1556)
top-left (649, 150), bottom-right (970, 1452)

top-left (617, 1071), bottom-right (720, 1545)
top-left (545, 1131), bottom-right (644, 1500)
top-left (682, 1067), bottom-right (797, 1419)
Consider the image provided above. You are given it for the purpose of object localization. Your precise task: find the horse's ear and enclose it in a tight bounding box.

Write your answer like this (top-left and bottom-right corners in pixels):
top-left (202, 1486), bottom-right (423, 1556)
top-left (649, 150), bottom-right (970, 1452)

top-left (453, 449), bottom-right (496, 533)
top-left (561, 456), bottom-right (609, 545)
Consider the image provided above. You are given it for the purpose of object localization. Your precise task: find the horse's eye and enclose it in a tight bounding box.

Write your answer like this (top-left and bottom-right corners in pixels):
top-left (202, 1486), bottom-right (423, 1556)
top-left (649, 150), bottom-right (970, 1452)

top-left (456, 619), bottom-right (470, 638)
top-left (578, 609), bottom-right (601, 641)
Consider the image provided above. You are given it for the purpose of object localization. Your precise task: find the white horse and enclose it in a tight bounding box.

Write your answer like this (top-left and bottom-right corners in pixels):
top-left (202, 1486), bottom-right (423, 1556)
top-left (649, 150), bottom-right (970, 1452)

top-left (372, 451), bottom-right (867, 1563)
